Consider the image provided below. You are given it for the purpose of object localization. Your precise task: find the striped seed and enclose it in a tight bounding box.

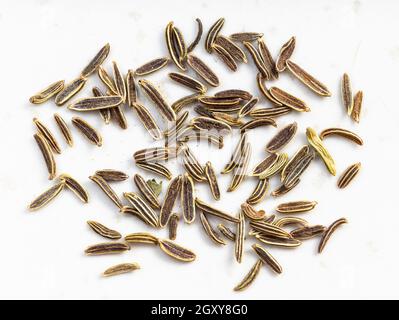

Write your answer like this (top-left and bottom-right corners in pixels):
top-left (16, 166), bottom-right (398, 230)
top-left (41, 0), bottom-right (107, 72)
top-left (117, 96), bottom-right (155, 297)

top-left (92, 87), bottom-right (112, 124)
top-left (246, 178), bottom-right (269, 205)
top-left (110, 104), bottom-right (128, 129)
top-left (306, 127), bottom-right (336, 175)
top-left (252, 153), bottom-right (279, 176)
top-left (213, 44), bottom-right (238, 71)
top-left (250, 221), bottom-right (291, 238)
top-left (135, 57), bottom-right (169, 76)
top-left (227, 143), bottom-right (251, 192)
top-left (229, 32), bottom-right (264, 42)
top-left (252, 244), bottom-right (282, 274)
top-left (318, 218), bottom-right (348, 253)
top-left (182, 144), bottom-right (206, 182)
top-left (217, 224), bottom-right (236, 241)
top-left (215, 35), bottom-right (247, 63)
top-left (213, 112), bottom-right (244, 127)
top-left (319, 128), bottom-right (363, 145)
top-left (134, 174), bottom-right (161, 209)
top-left (81, 43), bottom-right (110, 78)
top-left (112, 61), bottom-right (126, 102)
top-left (29, 80), bottom-right (65, 104)
top-left (125, 232), bottom-right (159, 245)
top-left (282, 151), bottom-right (314, 187)
top-left (28, 181), bottom-right (64, 211)
top-left (222, 132), bottom-right (248, 174)
top-left (134, 146), bottom-right (179, 163)
top-left (269, 87), bottom-right (310, 112)
top-left (169, 72), bottom-right (207, 93)
top-left (181, 173), bottom-right (196, 224)
top-left (235, 210), bottom-right (245, 263)
top-left (249, 106), bottom-right (291, 119)
top-left (172, 26), bottom-right (187, 64)
top-left (136, 161), bottom-right (172, 180)
top-left (172, 94), bottom-right (203, 114)
top-left (55, 77), bottom-right (86, 106)
top-left (89, 174), bottom-right (123, 208)
top-left (191, 116), bottom-right (232, 134)
top-left (158, 239), bottom-right (196, 262)
top-left (165, 22), bottom-right (186, 71)
top-left (94, 169), bottom-right (128, 182)
top-left (253, 233), bottom-right (301, 248)
top-left (187, 18), bottom-right (203, 53)
top-left (168, 214), bottom-right (179, 240)
top-left (72, 117), bottom-right (102, 147)
top-left (240, 118), bottom-right (277, 133)
top-left (54, 113), bottom-right (73, 147)
top-left (34, 133), bottom-right (56, 180)
top-left (276, 36), bottom-right (296, 72)
top-left (215, 89), bottom-right (252, 100)
top-left (351, 91), bottom-right (363, 123)
top-left (266, 122), bottom-right (298, 153)
top-left (131, 103), bottom-right (162, 140)
top-left (291, 225), bottom-right (326, 240)
top-left (238, 97), bottom-right (259, 118)
top-left (276, 201), bottom-right (318, 214)
top-left (98, 66), bottom-right (118, 95)
top-left (274, 216), bottom-right (308, 228)
top-left (341, 73), bottom-right (353, 115)
top-left (337, 162), bottom-right (361, 189)
top-left (195, 198), bottom-right (239, 223)
top-left (243, 41), bottom-right (270, 79)
top-left (87, 220), bottom-right (121, 240)
top-left (160, 175), bottom-right (183, 227)
top-left (187, 54), bottom-right (219, 87)
top-left (199, 96), bottom-right (241, 107)
top-left (59, 174), bottom-right (89, 203)
top-left (204, 161), bottom-right (221, 200)
top-left (256, 73), bottom-right (283, 106)
top-left (205, 17), bottom-right (225, 53)
top-left (68, 96), bottom-right (122, 111)
top-left (234, 260), bottom-right (263, 291)
top-left (281, 145), bottom-right (310, 182)
top-left (258, 38), bottom-right (279, 79)
top-left (33, 118), bottom-right (62, 154)
top-left (272, 178), bottom-right (300, 197)
top-left (200, 212), bottom-right (226, 245)
top-left (85, 242), bottom-right (130, 255)
top-left (241, 203), bottom-right (266, 221)
top-left (126, 69), bottom-right (137, 107)
top-left (259, 153), bottom-right (288, 180)
top-left (164, 110), bottom-right (189, 138)
top-left (103, 263), bottom-right (140, 277)
top-left (123, 192), bottom-right (159, 228)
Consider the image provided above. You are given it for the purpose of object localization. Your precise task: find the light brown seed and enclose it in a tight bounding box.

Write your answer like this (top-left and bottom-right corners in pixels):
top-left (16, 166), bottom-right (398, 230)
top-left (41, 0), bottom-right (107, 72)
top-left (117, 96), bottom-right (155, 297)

top-left (215, 35), bottom-right (247, 63)
top-left (230, 32), bottom-right (264, 42)
top-left (169, 72), bottom-right (207, 93)
top-left (253, 233), bottom-right (301, 248)
top-left (59, 174), bottom-right (89, 203)
top-left (123, 192), bottom-right (159, 228)
top-left (103, 263), bottom-right (140, 277)
top-left (256, 73), bottom-right (283, 106)
top-left (85, 242), bottom-right (130, 255)
top-left (252, 154), bottom-right (279, 176)
top-left (34, 133), bottom-right (56, 180)
top-left (258, 38), bottom-right (279, 79)
top-left (172, 93), bottom-right (203, 113)
top-left (274, 216), bottom-right (308, 228)
top-left (235, 210), bottom-right (245, 263)
top-left (172, 25), bottom-right (187, 64)
top-left (168, 214), bottom-right (179, 240)
top-left (205, 17), bottom-right (225, 53)
top-left (191, 116), bottom-right (232, 134)
top-left (29, 80), bottom-right (65, 104)
top-left (252, 244), bottom-right (282, 273)
top-left (181, 173), bottom-right (196, 224)
top-left (110, 104), bottom-right (128, 129)
top-left (55, 77), bottom-right (86, 106)
top-left (92, 87), bottom-right (112, 124)
top-left (94, 169), bottom-right (128, 182)
top-left (134, 174), bottom-right (161, 209)
top-left (272, 178), bottom-right (300, 197)
top-left (187, 54), bottom-right (219, 87)
top-left (54, 113), bottom-right (73, 147)
top-left (283, 151), bottom-right (314, 187)
top-left (87, 220), bottom-right (121, 240)
top-left (249, 106), bottom-right (291, 119)
top-left (72, 117), bottom-right (102, 146)
top-left (98, 66), bottom-right (118, 95)
top-left (89, 174), bottom-right (123, 208)
top-left (182, 144), bottom-right (206, 182)
top-left (120, 206), bottom-right (149, 224)
top-left (241, 203), bottom-right (266, 221)
top-left (136, 161), bottom-right (172, 180)
top-left (131, 103), bottom-right (162, 140)
top-left (286, 60), bottom-right (331, 96)
top-left (204, 161), bottom-right (220, 200)
top-left (215, 89), bottom-right (252, 100)
top-left (291, 225), bottom-right (326, 240)
top-left (243, 41), bottom-right (270, 79)
top-left (341, 73), bottom-right (353, 115)
top-left (337, 162), bottom-right (361, 189)
top-left (200, 212), bottom-right (226, 245)
top-left (165, 22), bottom-right (186, 71)
top-left (199, 96), bottom-right (241, 107)
top-left (160, 175), bottom-right (183, 227)
top-left (126, 69), bottom-right (137, 107)
top-left (319, 128), bottom-right (363, 145)
top-left (240, 118), bottom-right (277, 133)
top-left (195, 197), bottom-right (239, 223)
top-left (213, 112), bottom-right (244, 127)
top-left (270, 87), bottom-right (310, 112)
top-left (125, 232), bottom-right (159, 245)
top-left (276, 201), bottom-right (318, 214)
top-left (318, 218), bottom-right (348, 253)
top-left (158, 239), bottom-right (196, 262)
top-left (222, 133), bottom-right (248, 174)
top-left (28, 181), bottom-right (64, 211)
top-left (234, 260), bottom-right (263, 291)
top-left (258, 153), bottom-right (288, 180)
top-left (187, 18), bottom-right (203, 53)
top-left (246, 178), bottom-right (269, 205)
top-left (81, 43), bottom-right (110, 78)
top-left (135, 57), bottom-right (169, 76)
top-left (213, 43), bottom-right (238, 71)
top-left (281, 145), bottom-right (310, 182)
top-left (134, 146), bottom-right (179, 163)
top-left (33, 118), bottom-right (62, 154)
top-left (238, 97), bottom-right (259, 118)
top-left (112, 61), bottom-right (126, 102)
top-left (217, 224), bottom-right (236, 241)
top-left (276, 36), bottom-right (296, 72)
top-left (266, 122), bottom-right (298, 153)
top-left (68, 96), bottom-right (122, 111)
top-left (306, 127), bottom-right (336, 175)
top-left (227, 143), bottom-right (251, 192)
top-left (250, 221), bottom-right (291, 238)
top-left (351, 91), bottom-right (363, 123)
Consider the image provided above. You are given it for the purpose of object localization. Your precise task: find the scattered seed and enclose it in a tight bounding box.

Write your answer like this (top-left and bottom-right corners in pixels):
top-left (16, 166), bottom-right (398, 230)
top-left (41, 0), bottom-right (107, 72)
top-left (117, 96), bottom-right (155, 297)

top-left (276, 36), bottom-right (296, 72)
top-left (191, 116), bottom-right (232, 133)
top-left (319, 128), bottom-right (363, 145)
top-left (235, 210), bottom-right (245, 262)
top-left (258, 153), bottom-right (288, 180)
top-left (213, 112), bottom-right (244, 127)
top-left (181, 173), bottom-right (196, 224)
top-left (103, 263), bottom-right (140, 277)
top-left (87, 220), bottom-right (121, 239)
top-left (270, 87), bottom-right (309, 112)
top-left (266, 122), bottom-right (298, 153)
top-left (274, 216), bottom-right (308, 228)
top-left (54, 113), bottom-right (73, 147)
top-left (238, 97), bottom-right (259, 118)
top-left (230, 32), bottom-right (264, 42)
top-left (195, 198), bottom-right (239, 223)
top-left (136, 161), bottom-right (172, 180)
top-left (28, 181), bottom-right (64, 211)
top-left (243, 41), bottom-right (270, 79)
top-left (306, 127), bottom-right (336, 175)
top-left (256, 73), bottom-right (283, 106)
top-left (134, 146), bottom-right (179, 163)
top-left (205, 17), bottom-right (225, 53)
top-left (276, 201), bottom-right (318, 214)
top-left (81, 43), bottom-right (110, 78)
top-left (98, 66), bottom-right (118, 95)
top-left (92, 87), bottom-right (112, 124)
top-left (132, 103), bottom-right (163, 140)
top-left (55, 77), bottom-right (86, 106)
top-left (172, 93), bottom-right (202, 113)
top-left (252, 232), bottom-right (301, 248)
top-left (168, 214), bottom-right (179, 240)
top-left (227, 143), bottom-right (251, 192)
top-left (187, 54), bottom-right (219, 87)
top-left (318, 218), bottom-right (348, 253)
top-left (124, 192), bottom-right (159, 228)
top-left (158, 239), bottom-right (196, 262)
top-left (125, 232), bottom-right (159, 245)
top-left (282, 150), bottom-right (314, 188)
top-left (90, 174), bottom-right (123, 208)
top-left (33, 118), bottom-right (62, 154)
top-left (249, 106), bottom-right (291, 119)
top-left (217, 224), bottom-right (236, 241)
top-left (234, 260), bottom-right (263, 291)
top-left (341, 73), bottom-right (353, 115)
top-left (215, 36), bottom-right (247, 63)
top-left (59, 174), bottom-right (88, 203)
top-left (246, 178), bottom-right (269, 205)
top-left (169, 72), bottom-right (207, 93)
top-left (34, 133), bottom-right (56, 180)
top-left (29, 80), bottom-right (65, 104)
top-left (200, 212), bottom-right (226, 245)
top-left (250, 221), bottom-right (291, 238)
top-left (252, 153), bottom-right (279, 176)
top-left (134, 173), bottom-right (161, 209)
top-left (281, 145), bottom-right (310, 182)
top-left (241, 203), bottom-right (266, 221)
top-left (160, 175), bottom-right (183, 227)
top-left (187, 18), bottom-right (203, 53)
top-left (351, 91), bottom-right (363, 123)
top-left (135, 57), bottom-right (169, 76)
top-left (165, 22), bottom-right (186, 71)
top-left (94, 169), bottom-right (128, 182)
top-left (258, 38), bottom-right (278, 79)
top-left (337, 162), bottom-right (361, 189)
top-left (213, 44), bottom-right (238, 71)
top-left (291, 225), bottom-right (326, 240)
top-left (222, 133), bottom-right (248, 174)
top-left (240, 118), bottom-right (277, 133)
top-left (68, 96), bottom-right (122, 112)
top-left (72, 117), bottom-right (102, 146)
top-left (272, 178), bottom-right (300, 197)
top-left (204, 161), bottom-right (221, 200)
top-left (252, 244), bottom-right (282, 273)
top-left (85, 242), bottom-right (130, 255)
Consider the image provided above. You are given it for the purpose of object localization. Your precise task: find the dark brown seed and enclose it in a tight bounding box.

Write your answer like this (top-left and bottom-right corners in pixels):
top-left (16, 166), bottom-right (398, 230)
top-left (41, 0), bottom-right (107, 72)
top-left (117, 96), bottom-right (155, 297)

top-left (266, 122), bottom-right (298, 153)
top-left (110, 104), bottom-right (128, 129)
top-left (337, 163), bottom-right (361, 189)
top-left (199, 96), bottom-right (241, 107)
top-left (235, 210), bottom-right (245, 263)
top-left (112, 61), bottom-right (126, 102)
top-left (138, 79), bottom-right (176, 121)
top-left (187, 54), bottom-right (219, 87)
top-left (172, 26), bottom-right (187, 64)
top-left (291, 225), bottom-right (326, 240)
top-left (256, 73), bottom-right (283, 106)
top-left (124, 232), bottom-right (159, 245)
top-left (281, 145), bottom-right (310, 182)
top-left (92, 87), bottom-right (112, 124)
top-left (134, 146), bottom-right (179, 163)
top-left (136, 161), bottom-right (172, 180)
top-left (222, 132), bottom-right (248, 174)
top-left (135, 57), bottom-right (169, 76)
top-left (94, 169), bottom-right (128, 182)
top-left (252, 244), bottom-right (282, 273)
top-left (85, 242), bottom-right (130, 255)
top-left (187, 18), bottom-right (203, 53)
top-left (243, 41), bottom-right (270, 79)
top-left (34, 133), bottom-right (56, 180)
top-left (53, 113), bottom-right (73, 147)
top-left (341, 73), bottom-right (353, 115)
top-left (238, 97), bottom-right (259, 118)
top-left (98, 66), bottom-right (118, 95)
top-left (276, 201), bottom-right (318, 214)
top-left (269, 87), bottom-right (310, 112)
top-left (134, 174), bottom-right (161, 209)
top-left (81, 43), bottom-right (110, 78)
top-left (258, 38), bottom-right (279, 79)
top-left (215, 89), bottom-right (252, 100)
top-left (227, 143), bottom-right (251, 192)
top-left (204, 161), bottom-right (221, 200)
top-left (319, 128), bottom-right (363, 145)
top-left (168, 214), bottom-right (179, 240)
top-left (28, 181), bottom-right (64, 211)
top-left (160, 175), bottom-right (183, 227)
top-left (351, 91), bottom-right (363, 123)
top-left (213, 44), bottom-right (238, 71)
top-left (131, 103), bottom-right (162, 140)
top-left (282, 151), bottom-right (314, 187)
top-left (230, 32), bottom-right (264, 42)
top-left (234, 260), bottom-right (263, 291)
top-left (252, 233), bottom-right (301, 248)
top-left (87, 220), bottom-right (121, 240)
top-left (241, 203), bottom-right (266, 221)
top-left (276, 36), bottom-right (296, 72)
top-left (68, 96), bottom-right (122, 111)
top-left (33, 118), bottom-right (62, 154)
top-left (215, 35), bottom-right (247, 63)
top-left (252, 153), bottom-right (279, 176)
top-left (165, 22), bottom-right (186, 71)
top-left (126, 69), bottom-right (137, 107)
top-left (272, 178), bottom-right (301, 197)
top-left (318, 218), bottom-right (348, 253)
top-left (246, 178), bottom-right (269, 205)
top-left (286, 60), bottom-right (331, 96)
top-left (240, 118), bottom-right (277, 133)
top-left (103, 263), bottom-right (140, 277)
top-left (205, 17), bottom-right (225, 53)
top-left (274, 216), bottom-right (308, 228)
top-left (172, 93), bottom-right (202, 113)
top-left (123, 193), bottom-right (159, 228)
top-left (59, 174), bottom-right (89, 203)
top-left (29, 80), bottom-right (65, 104)
top-left (200, 212), bottom-right (226, 245)
top-left (89, 174), bottom-right (123, 208)
top-left (249, 106), bottom-right (291, 119)
top-left (191, 116), bottom-right (232, 134)
top-left (158, 239), bottom-right (196, 262)
top-left (169, 72), bottom-right (207, 93)
top-left (55, 77), bottom-right (86, 106)
top-left (181, 173), bottom-right (196, 224)
top-left (72, 117), bottom-right (102, 146)
top-left (195, 198), bottom-right (239, 223)
top-left (217, 224), bottom-right (236, 241)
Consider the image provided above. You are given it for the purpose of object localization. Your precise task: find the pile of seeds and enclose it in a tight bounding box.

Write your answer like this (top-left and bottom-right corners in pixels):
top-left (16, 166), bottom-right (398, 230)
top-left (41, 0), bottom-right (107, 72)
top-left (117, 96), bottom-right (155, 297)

top-left (28, 18), bottom-right (363, 289)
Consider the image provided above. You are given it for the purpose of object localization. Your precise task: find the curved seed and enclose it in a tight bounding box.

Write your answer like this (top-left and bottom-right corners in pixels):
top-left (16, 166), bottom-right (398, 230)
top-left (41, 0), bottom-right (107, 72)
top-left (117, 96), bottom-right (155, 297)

top-left (319, 128), bottom-right (363, 145)
top-left (291, 225), bottom-right (326, 240)
top-left (54, 113), bottom-right (73, 147)
top-left (200, 212), bottom-right (226, 245)
top-left (158, 239), bottom-right (196, 262)
top-left (259, 153), bottom-right (288, 179)
top-left (215, 35), bottom-right (247, 63)
top-left (187, 54), bottom-right (219, 87)
top-left (59, 174), bottom-right (88, 203)
top-left (276, 201), bottom-right (318, 214)
top-left (256, 73), bottom-right (283, 106)
top-left (252, 244), bottom-right (282, 274)
top-left (246, 178), bottom-right (269, 205)
top-left (135, 57), bottom-right (169, 76)
top-left (34, 133), bottom-right (56, 180)
top-left (195, 198), bottom-right (239, 223)
top-left (276, 36), bottom-right (296, 72)
top-left (337, 162), bottom-right (361, 189)
top-left (125, 232), bottom-right (159, 245)
top-left (199, 96), bottom-right (241, 107)
top-left (123, 192), bottom-right (159, 228)
top-left (182, 145), bottom-right (206, 181)
top-left (213, 44), bottom-right (238, 71)
top-left (258, 38), bottom-right (278, 79)
top-left (191, 116), bottom-right (232, 134)
top-left (341, 73), bottom-right (353, 115)
top-left (103, 263), bottom-right (140, 277)
top-left (181, 173), bottom-right (196, 224)
top-left (234, 260), bottom-right (263, 291)
top-left (90, 174), bottom-right (123, 208)
top-left (169, 72), bottom-right (207, 93)
top-left (241, 203), bottom-right (266, 221)
top-left (55, 77), bottom-right (86, 106)
top-left (172, 93), bottom-right (202, 113)
top-left (68, 96), bottom-right (122, 111)
top-left (205, 17), bottom-right (224, 53)
top-left (281, 145), bottom-right (310, 182)
top-left (230, 32), bottom-right (263, 42)
top-left (306, 127), bottom-right (336, 175)
top-left (240, 118), bottom-right (277, 133)
top-left (213, 112), bottom-right (244, 127)
top-left (222, 132), bottom-right (248, 174)
top-left (270, 87), bottom-right (309, 112)
top-left (266, 122), bottom-right (298, 153)
top-left (252, 154), bottom-right (278, 176)
top-left (87, 220), bottom-right (121, 239)
top-left (132, 103), bottom-right (162, 140)
top-left (187, 18), bottom-right (203, 53)
top-left (238, 97), bottom-right (259, 118)
top-left (172, 26), bottom-right (187, 64)
top-left (250, 221), bottom-right (291, 238)
top-left (28, 181), bottom-right (64, 211)
top-left (160, 176), bottom-right (183, 227)
top-left (254, 233), bottom-right (301, 248)
top-left (318, 218), bottom-right (348, 253)
top-left (120, 206), bottom-right (154, 226)
top-left (274, 217), bottom-right (308, 228)
top-left (227, 143), bottom-right (251, 192)
top-left (85, 242), bottom-right (130, 255)
top-left (134, 174), bottom-right (161, 209)
top-left (136, 161), bottom-right (172, 180)
top-left (243, 41), bottom-right (270, 79)
top-left (30, 80), bottom-right (64, 104)
top-left (98, 66), bottom-right (118, 94)
top-left (215, 89), bottom-right (252, 100)
top-left (351, 91), bottom-right (363, 123)
top-left (204, 161), bottom-right (220, 200)
top-left (272, 178), bottom-right (300, 197)
top-left (33, 118), bottom-right (62, 154)
top-left (217, 224), bottom-right (236, 241)
top-left (235, 211), bottom-right (245, 263)
top-left (81, 43), bottom-right (110, 78)
top-left (72, 117), bottom-right (102, 147)
top-left (94, 169), bottom-right (128, 182)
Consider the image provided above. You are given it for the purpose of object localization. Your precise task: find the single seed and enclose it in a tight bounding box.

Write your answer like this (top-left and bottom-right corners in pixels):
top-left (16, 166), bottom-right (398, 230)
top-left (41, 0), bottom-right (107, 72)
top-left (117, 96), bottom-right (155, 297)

top-left (195, 198), bottom-right (239, 223)
top-left (89, 174), bottom-right (123, 208)
top-left (33, 118), bottom-right (62, 154)
top-left (351, 91), bottom-right (363, 123)
top-left (235, 210), bottom-right (245, 263)
top-left (187, 54), bottom-right (219, 87)
top-left (204, 161), bottom-right (221, 200)
top-left (182, 144), bottom-right (206, 182)
top-left (252, 244), bottom-right (282, 274)
top-left (281, 145), bottom-right (310, 182)
top-left (269, 87), bottom-right (310, 112)
top-left (158, 239), bottom-right (196, 262)
top-left (54, 113), bottom-right (73, 147)
top-left (246, 178), bottom-right (269, 205)
top-left (169, 72), bottom-right (207, 93)
top-left (291, 225), bottom-right (326, 240)
top-left (337, 162), bottom-right (361, 189)
top-left (258, 38), bottom-right (279, 79)
top-left (234, 260), bottom-right (263, 291)
top-left (276, 36), bottom-right (296, 72)
top-left (250, 221), bottom-right (291, 238)
top-left (229, 32), bottom-right (264, 42)
top-left (222, 133), bottom-right (248, 174)
top-left (59, 173), bottom-right (89, 203)
top-left (252, 232), bottom-right (301, 248)
top-left (136, 161), bottom-right (172, 180)
top-left (68, 96), bottom-right (122, 111)
top-left (319, 128), bottom-right (363, 145)
top-left (181, 173), bottom-right (196, 224)
top-left (134, 174), bottom-right (161, 209)
top-left (131, 103), bottom-right (163, 140)
top-left (249, 106), bottom-right (291, 119)
top-left (238, 97), bottom-right (259, 118)
top-left (215, 36), bottom-right (247, 63)
top-left (200, 212), bottom-right (226, 245)
top-left (126, 69), bottom-right (137, 107)
top-left (306, 127), bottom-right (336, 175)
top-left (318, 218), bottom-right (348, 253)
top-left (240, 118), bottom-right (277, 133)
top-left (272, 178), bottom-right (301, 197)
top-left (72, 117), bottom-right (102, 147)
top-left (135, 57), bottom-right (170, 76)
top-left (98, 66), bottom-right (118, 94)
top-left (164, 111), bottom-right (189, 138)
top-left (112, 61), bottom-right (126, 102)
top-left (34, 133), bottom-right (56, 180)
top-left (191, 116), bottom-right (232, 134)
top-left (87, 220), bottom-right (121, 240)
top-left (81, 43), bottom-right (110, 78)
top-left (217, 224), bottom-right (236, 241)
top-left (205, 17), bottom-right (225, 53)
top-left (241, 203), bottom-right (266, 221)
top-left (276, 201), bottom-right (318, 214)
top-left (274, 216), bottom-right (308, 228)
top-left (187, 18), bottom-right (203, 53)
top-left (243, 41), bottom-right (270, 79)
top-left (94, 169), bottom-right (128, 182)
top-left (341, 73), bottom-right (353, 115)
top-left (55, 77), bottom-right (86, 106)
top-left (110, 104), bottom-right (128, 129)
top-left (172, 25), bottom-right (187, 64)
top-left (252, 153), bottom-right (279, 176)
top-left (282, 150), bottom-right (314, 187)
top-left (199, 96), bottom-right (241, 107)
top-left (134, 146), bottom-right (179, 163)
top-left (227, 143), bottom-right (251, 192)
top-left (85, 242), bottom-right (130, 255)
top-left (160, 175), bottom-right (183, 227)
top-left (103, 263), bottom-right (140, 277)
top-left (92, 87), bottom-right (112, 124)
top-left (168, 214), bottom-right (179, 240)
top-left (28, 181), bottom-right (64, 211)
top-left (256, 73), bottom-right (283, 106)
top-left (213, 44), bottom-right (238, 71)
top-left (266, 122), bottom-right (298, 153)
top-left (29, 80), bottom-right (65, 104)
top-left (125, 232), bottom-right (159, 245)
top-left (213, 112), bottom-right (244, 127)
top-left (165, 21), bottom-right (186, 71)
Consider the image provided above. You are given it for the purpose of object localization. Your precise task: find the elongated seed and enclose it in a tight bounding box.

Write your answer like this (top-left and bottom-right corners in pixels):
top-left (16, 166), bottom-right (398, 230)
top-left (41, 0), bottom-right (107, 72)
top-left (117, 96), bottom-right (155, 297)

top-left (217, 224), bottom-right (236, 241)
top-left (318, 218), bottom-right (348, 253)
top-left (187, 18), bottom-right (203, 53)
top-left (240, 118), bottom-right (277, 133)
top-left (92, 87), bottom-right (112, 124)
top-left (341, 73), bottom-right (353, 115)
top-left (205, 17), bottom-right (224, 53)
top-left (158, 239), bottom-right (196, 262)
top-left (200, 212), bottom-right (226, 245)
top-left (222, 132), bottom-right (248, 174)
top-left (266, 122), bottom-right (298, 153)
top-left (281, 145), bottom-right (309, 182)
top-left (81, 43), bottom-right (110, 78)
top-left (215, 89), bottom-right (252, 100)
top-left (164, 111), bottom-right (189, 138)
top-left (241, 203), bottom-right (266, 221)
top-left (90, 174), bottom-right (123, 208)
top-left (199, 96), bottom-right (241, 107)
top-left (282, 151), bottom-right (314, 187)
top-left (134, 174), bottom-right (161, 209)
top-left (169, 72), bottom-right (207, 93)
top-left (272, 178), bottom-right (300, 197)
top-left (256, 73), bottom-right (283, 106)
top-left (126, 69), bottom-right (137, 108)
top-left (187, 54), bottom-right (219, 87)
top-left (204, 161), bottom-right (220, 200)
top-left (135, 57), bottom-right (169, 76)
top-left (319, 128), bottom-right (363, 145)
top-left (215, 36), bottom-right (247, 63)
top-left (259, 153), bottom-right (288, 180)
top-left (182, 144), bottom-right (206, 181)
top-left (291, 225), bottom-right (326, 240)
top-left (34, 133), bottom-right (56, 180)
top-left (238, 97), bottom-right (259, 118)
top-left (213, 44), bottom-right (238, 71)
top-left (306, 127), bottom-right (336, 175)
top-left (160, 176), bottom-right (183, 227)
top-left (274, 216), bottom-right (308, 228)
top-left (172, 93), bottom-right (202, 113)
top-left (276, 36), bottom-right (296, 72)
top-left (110, 103), bottom-right (128, 129)
top-left (351, 91), bottom-right (363, 123)
top-left (270, 87), bottom-right (310, 112)
top-left (136, 161), bottom-right (172, 180)
top-left (125, 232), bottom-right (159, 245)
top-left (258, 38), bottom-right (279, 79)
top-left (30, 80), bottom-right (65, 104)
top-left (252, 153), bottom-right (279, 176)
top-left (54, 113), bottom-right (73, 147)
top-left (72, 117), bottom-right (102, 147)
top-left (94, 169), bottom-right (128, 182)
top-left (172, 26), bottom-right (187, 64)
top-left (252, 244), bottom-right (282, 273)
top-left (246, 178), bottom-right (269, 205)
top-left (98, 66), bottom-right (118, 94)
top-left (337, 162), bottom-right (361, 189)
top-left (28, 181), bottom-right (64, 211)
top-left (103, 263), bottom-right (140, 277)
top-left (59, 174), bottom-right (88, 203)
top-left (132, 103), bottom-right (162, 140)
top-left (243, 41), bottom-right (270, 79)
top-left (195, 198), bottom-right (239, 223)
top-left (276, 201), bottom-right (318, 214)
top-left (33, 118), bottom-right (61, 154)
top-left (85, 242), bottom-right (130, 255)
top-left (235, 210), bottom-right (245, 263)
top-left (249, 106), bottom-right (291, 119)
top-left (230, 32), bottom-right (264, 42)
top-left (68, 96), bottom-right (122, 111)
top-left (165, 22), bottom-right (186, 71)
top-left (123, 192), bottom-right (159, 228)
top-left (87, 220), bottom-right (121, 239)
top-left (234, 260), bottom-right (263, 291)
top-left (181, 173), bottom-right (196, 224)
top-left (250, 221), bottom-right (291, 238)
top-left (55, 77), bottom-right (86, 106)
top-left (228, 143), bottom-right (251, 192)
top-left (168, 214), bottom-right (179, 240)
top-left (191, 116), bottom-right (232, 133)
top-left (134, 146), bottom-right (179, 163)
top-left (112, 61), bottom-right (126, 102)
top-left (213, 112), bottom-right (243, 127)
